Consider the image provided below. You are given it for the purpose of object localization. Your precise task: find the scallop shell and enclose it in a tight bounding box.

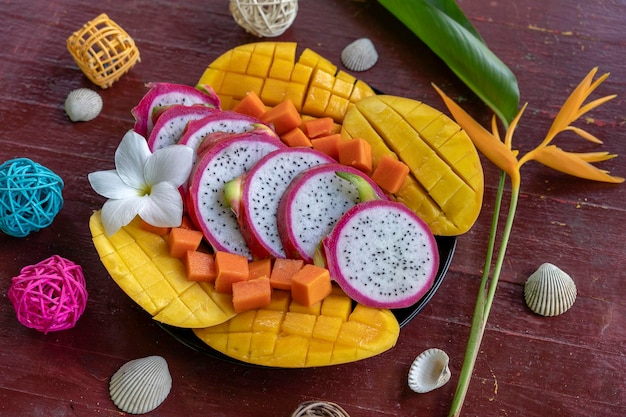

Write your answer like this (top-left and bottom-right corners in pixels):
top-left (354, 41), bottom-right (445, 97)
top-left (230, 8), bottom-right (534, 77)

top-left (109, 355), bottom-right (172, 414)
top-left (64, 88), bottom-right (103, 122)
top-left (408, 348), bottom-right (451, 393)
top-left (341, 38), bottom-right (378, 72)
top-left (524, 263), bottom-right (577, 316)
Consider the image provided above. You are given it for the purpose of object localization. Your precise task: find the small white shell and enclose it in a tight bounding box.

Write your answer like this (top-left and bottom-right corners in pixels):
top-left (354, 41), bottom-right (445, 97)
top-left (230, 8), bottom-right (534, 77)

top-left (524, 263), bottom-right (577, 317)
top-left (341, 38), bottom-right (378, 72)
top-left (64, 88), bottom-right (103, 122)
top-left (109, 355), bottom-right (172, 414)
top-left (408, 348), bottom-right (451, 393)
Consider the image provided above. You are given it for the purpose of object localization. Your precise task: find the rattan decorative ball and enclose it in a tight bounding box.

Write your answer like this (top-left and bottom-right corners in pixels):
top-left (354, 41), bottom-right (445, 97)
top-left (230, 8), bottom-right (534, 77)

top-left (67, 13), bottom-right (140, 89)
top-left (0, 158), bottom-right (64, 237)
top-left (8, 255), bottom-right (88, 334)
top-left (291, 401), bottom-right (351, 417)
top-left (230, 0), bottom-right (298, 37)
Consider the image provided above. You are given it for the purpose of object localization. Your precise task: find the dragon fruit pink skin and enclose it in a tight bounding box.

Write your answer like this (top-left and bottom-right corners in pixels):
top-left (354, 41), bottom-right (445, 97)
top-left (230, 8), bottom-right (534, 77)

top-left (322, 199), bottom-right (439, 309)
top-left (131, 82), bottom-right (221, 138)
top-left (277, 164), bottom-right (387, 263)
top-left (187, 129), bottom-right (285, 259)
top-left (146, 105), bottom-right (219, 151)
top-left (226, 148), bottom-right (334, 260)
top-left (177, 111), bottom-right (267, 156)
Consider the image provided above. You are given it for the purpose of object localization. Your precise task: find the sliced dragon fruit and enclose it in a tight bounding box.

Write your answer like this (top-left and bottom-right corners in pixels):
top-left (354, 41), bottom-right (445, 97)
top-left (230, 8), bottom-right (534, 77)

top-left (146, 105), bottom-right (219, 151)
top-left (131, 83), bottom-right (221, 138)
top-left (177, 111), bottom-right (266, 156)
top-left (225, 148), bottom-right (334, 259)
top-left (321, 195), bottom-right (439, 309)
top-left (187, 128), bottom-right (285, 258)
top-left (277, 164), bottom-right (388, 263)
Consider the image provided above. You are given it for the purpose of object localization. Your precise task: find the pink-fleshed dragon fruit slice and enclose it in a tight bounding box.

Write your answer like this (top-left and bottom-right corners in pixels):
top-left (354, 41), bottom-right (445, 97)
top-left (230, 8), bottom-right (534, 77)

top-left (131, 83), bottom-right (221, 138)
top-left (320, 173), bottom-right (439, 309)
top-left (277, 164), bottom-right (388, 263)
top-left (187, 128), bottom-right (285, 259)
top-left (146, 105), bottom-right (219, 151)
top-left (225, 148), bottom-right (334, 259)
top-left (177, 111), bottom-right (266, 156)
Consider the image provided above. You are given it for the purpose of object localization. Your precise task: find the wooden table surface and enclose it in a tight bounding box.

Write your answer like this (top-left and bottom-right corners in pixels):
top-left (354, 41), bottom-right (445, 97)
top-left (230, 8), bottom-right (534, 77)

top-left (1, 1), bottom-right (624, 416)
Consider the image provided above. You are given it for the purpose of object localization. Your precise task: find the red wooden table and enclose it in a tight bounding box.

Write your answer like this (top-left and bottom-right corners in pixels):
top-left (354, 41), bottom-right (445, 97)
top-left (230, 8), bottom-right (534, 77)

top-left (1, 1), bottom-right (624, 416)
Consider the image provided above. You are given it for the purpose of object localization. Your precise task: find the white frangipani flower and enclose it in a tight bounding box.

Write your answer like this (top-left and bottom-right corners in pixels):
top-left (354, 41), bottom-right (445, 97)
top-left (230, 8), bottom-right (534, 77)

top-left (89, 130), bottom-right (194, 236)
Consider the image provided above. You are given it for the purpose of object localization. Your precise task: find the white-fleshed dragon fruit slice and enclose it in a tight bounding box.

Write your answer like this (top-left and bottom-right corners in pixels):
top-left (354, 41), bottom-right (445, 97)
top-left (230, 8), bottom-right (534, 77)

top-left (225, 148), bottom-right (334, 259)
top-left (147, 105), bottom-right (219, 151)
top-left (277, 164), bottom-right (387, 263)
top-left (178, 111), bottom-right (266, 156)
top-left (131, 83), bottom-right (221, 138)
top-left (320, 172), bottom-right (439, 309)
top-left (187, 128), bottom-right (285, 259)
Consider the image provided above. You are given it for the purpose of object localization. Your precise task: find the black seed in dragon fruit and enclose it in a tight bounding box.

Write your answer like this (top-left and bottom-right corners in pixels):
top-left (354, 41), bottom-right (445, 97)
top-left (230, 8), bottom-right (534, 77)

top-left (187, 128), bottom-right (285, 259)
top-left (147, 105), bottom-right (219, 151)
top-left (225, 148), bottom-right (334, 259)
top-left (277, 164), bottom-right (387, 263)
top-left (131, 82), bottom-right (221, 138)
top-left (322, 199), bottom-right (439, 309)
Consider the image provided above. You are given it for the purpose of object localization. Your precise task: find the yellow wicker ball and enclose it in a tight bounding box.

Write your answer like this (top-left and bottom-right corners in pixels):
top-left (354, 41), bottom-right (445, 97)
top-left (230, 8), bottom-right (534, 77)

top-left (229, 0), bottom-right (298, 37)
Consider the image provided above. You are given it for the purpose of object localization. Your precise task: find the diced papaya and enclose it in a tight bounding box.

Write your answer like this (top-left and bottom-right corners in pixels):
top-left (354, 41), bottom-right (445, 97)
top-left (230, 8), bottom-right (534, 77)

top-left (248, 258), bottom-right (272, 280)
top-left (302, 117), bottom-right (334, 138)
top-left (311, 133), bottom-right (341, 160)
top-left (371, 154), bottom-right (410, 194)
top-left (337, 138), bottom-right (373, 174)
top-left (183, 250), bottom-right (217, 282)
top-left (167, 227), bottom-right (204, 258)
top-left (290, 264), bottom-right (332, 307)
top-left (214, 251), bottom-right (249, 293)
top-left (140, 219), bottom-right (170, 236)
top-left (281, 127), bottom-right (312, 148)
top-left (269, 258), bottom-right (304, 290)
top-left (260, 99), bottom-right (302, 135)
top-left (232, 90), bottom-right (267, 118)
top-left (232, 277), bottom-right (272, 313)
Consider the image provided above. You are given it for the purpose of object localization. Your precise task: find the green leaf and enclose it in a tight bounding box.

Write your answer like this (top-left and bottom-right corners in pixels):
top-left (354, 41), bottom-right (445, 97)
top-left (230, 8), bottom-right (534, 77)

top-left (378, 0), bottom-right (520, 124)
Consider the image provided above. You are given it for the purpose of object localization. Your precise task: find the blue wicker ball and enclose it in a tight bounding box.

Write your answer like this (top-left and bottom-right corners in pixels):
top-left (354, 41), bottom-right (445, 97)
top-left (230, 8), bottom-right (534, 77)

top-left (0, 158), bottom-right (64, 237)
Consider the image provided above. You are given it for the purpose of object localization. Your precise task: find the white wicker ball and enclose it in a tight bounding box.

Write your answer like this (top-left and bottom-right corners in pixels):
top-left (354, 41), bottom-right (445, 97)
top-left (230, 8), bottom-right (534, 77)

top-left (229, 0), bottom-right (298, 37)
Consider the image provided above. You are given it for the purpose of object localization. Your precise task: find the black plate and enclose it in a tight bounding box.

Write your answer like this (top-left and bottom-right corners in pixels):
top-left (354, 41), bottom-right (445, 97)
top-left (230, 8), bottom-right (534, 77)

top-left (158, 234), bottom-right (456, 363)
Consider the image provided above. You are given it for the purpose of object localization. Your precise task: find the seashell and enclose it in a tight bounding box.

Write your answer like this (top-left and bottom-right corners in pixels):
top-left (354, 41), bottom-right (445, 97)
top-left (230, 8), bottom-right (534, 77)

top-left (524, 263), bottom-right (577, 317)
top-left (341, 38), bottom-right (378, 72)
top-left (109, 355), bottom-right (172, 414)
top-left (408, 348), bottom-right (451, 393)
top-left (64, 88), bottom-right (103, 122)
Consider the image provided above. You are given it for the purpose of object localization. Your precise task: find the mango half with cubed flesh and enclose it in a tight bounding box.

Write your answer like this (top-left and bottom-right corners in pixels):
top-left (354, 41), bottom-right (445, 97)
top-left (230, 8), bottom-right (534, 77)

top-left (194, 286), bottom-right (400, 368)
top-left (341, 95), bottom-right (484, 236)
top-left (89, 211), bottom-right (236, 328)
top-left (198, 42), bottom-right (375, 122)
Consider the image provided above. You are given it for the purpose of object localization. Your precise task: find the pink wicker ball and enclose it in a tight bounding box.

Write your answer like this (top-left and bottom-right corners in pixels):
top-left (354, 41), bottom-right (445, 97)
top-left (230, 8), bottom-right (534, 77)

top-left (8, 255), bottom-right (88, 334)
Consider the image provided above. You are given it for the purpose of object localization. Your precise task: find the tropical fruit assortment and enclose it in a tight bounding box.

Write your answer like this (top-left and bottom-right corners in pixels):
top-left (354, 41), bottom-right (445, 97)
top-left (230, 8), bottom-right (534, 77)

top-left (89, 41), bottom-right (484, 367)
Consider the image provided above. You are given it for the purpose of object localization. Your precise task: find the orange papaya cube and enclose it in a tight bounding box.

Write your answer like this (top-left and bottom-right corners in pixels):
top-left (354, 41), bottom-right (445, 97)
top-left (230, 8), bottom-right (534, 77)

top-left (270, 258), bottom-right (304, 290)
top-left (232, 277), bottom-right (272, 313)
top-left (311, 133), bottom-right (341, 160)
top-left (281, 127), bottom-right (312, 148)
top-left (248, 258), bottom-right (272, 280)
top-left (337, 138), bottom-right (373, 174)
top-left (184, 250), bottom-right (217, 282)
top-left (260, 99), bottom-right (302, 135)
top-left (233, 90), bottom-right (267, 119)
top-left (167, 227), bottom-right (204, 258)
top-left (371, 154), bottom-right (410, 194)
top-left (214, 251), bottom-right (249, 293)
top-left (290, 264), bottom-right (332, 307)
top-left (140, 219), bottom-right (170, 236)
top-left (302, 117), bottom-right (334, 138)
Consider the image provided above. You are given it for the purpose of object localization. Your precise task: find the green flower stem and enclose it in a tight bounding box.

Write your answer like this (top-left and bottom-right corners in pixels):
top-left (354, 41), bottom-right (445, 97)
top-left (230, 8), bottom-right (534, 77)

top-left (449, 171), bottom-right (520, 417)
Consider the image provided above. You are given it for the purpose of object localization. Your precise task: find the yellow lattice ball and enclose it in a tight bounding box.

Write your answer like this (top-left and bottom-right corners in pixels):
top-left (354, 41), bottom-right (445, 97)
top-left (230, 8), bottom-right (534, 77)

top-left (230, 0), bottom-right (298, 37)
top-left (67, 13), bottom-right (140, 89)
